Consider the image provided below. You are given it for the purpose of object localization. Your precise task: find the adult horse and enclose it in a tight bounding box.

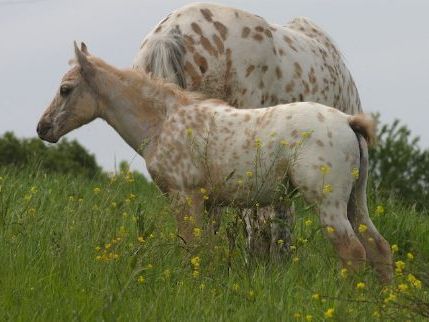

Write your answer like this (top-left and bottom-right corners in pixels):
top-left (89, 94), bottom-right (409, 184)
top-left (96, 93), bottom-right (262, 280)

top-left (133, 3), bottom-right (362, 257)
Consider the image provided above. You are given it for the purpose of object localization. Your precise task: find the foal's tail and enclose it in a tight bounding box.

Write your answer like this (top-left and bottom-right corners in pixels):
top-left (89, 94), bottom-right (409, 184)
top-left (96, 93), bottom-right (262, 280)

top-left (133, 27), bottom-right (187, 88)
top-left (348, 114), bottom-right (376, 147)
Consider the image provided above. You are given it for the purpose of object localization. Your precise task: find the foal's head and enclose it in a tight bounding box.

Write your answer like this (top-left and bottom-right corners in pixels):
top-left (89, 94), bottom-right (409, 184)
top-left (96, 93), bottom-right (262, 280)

top-left (37, 42), bottom-right (101, 143)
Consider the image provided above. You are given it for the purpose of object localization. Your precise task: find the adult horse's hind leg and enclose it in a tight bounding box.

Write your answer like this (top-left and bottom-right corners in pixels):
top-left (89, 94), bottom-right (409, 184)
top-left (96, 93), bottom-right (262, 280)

top-left (348, 137), bottom-right (393, 283)
top-left (318, 200), bottom-right (367, 272)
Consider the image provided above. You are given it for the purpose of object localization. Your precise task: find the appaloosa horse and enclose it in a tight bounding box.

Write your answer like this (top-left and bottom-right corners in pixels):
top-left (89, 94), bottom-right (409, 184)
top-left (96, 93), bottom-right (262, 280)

top-left (133, 3), bottom-right (362, 255)
top-left (37, 43), bottom-right (392, 283)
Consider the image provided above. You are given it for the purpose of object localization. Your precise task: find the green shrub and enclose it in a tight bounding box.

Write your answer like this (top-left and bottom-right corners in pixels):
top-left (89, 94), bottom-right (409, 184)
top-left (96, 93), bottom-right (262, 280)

top-left (369, 117), bottom-right (429, 211)
top-left (0, 131), bottom-right (102, 178)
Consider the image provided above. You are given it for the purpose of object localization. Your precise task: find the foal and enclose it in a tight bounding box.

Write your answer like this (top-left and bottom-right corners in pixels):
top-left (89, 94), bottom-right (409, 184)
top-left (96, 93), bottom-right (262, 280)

top-left (37, 43), bottom-right (393, 283)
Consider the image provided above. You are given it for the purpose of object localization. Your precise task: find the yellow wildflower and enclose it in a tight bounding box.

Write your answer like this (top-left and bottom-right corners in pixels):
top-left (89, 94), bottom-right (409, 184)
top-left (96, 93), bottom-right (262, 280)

top-left (395, 260), bottom-right (405, 273)
top-left (304, 219), bottom-right (313, 226)
top-left (232, 283), bottom-right (240, 291)
top-left (406, 252), bottom-right (414, 261)
top-left (384, 292), bottom-right (397, 303)
top-left (93, 187), bottom-right (101, 194)
top-left (30, 186), bottom-right (38, 194)
top-left (407, 274), bottom-right (422, 289)
top-left (277, 239), bottom-right (284, 246)
top-left (105, 243), bottom-right (111, 249)
top-left (391, 244), bottom-right (399, 253)
top-left (320, 164), bottom-right (331, 175)
top-left (199, 283), bottom-right (206, 290)
top-left (356, 282), bottom-right (366, 290)
top-left (340, 268), bottom-right (348, 279)
top-left (192, 270), bottom-right (200, 278)
top-left (95, 246), bottom-right (101, 252)
top-left (351, 167), bottom-right (360, 180)
top-left (375, 205), bottom-right (385, 216)
top-left (293, 313), bottom-right (301, 319)
top-left (203, 195), bottom-right (209, 200)
top-left (398, 283), bottom-right (409, 292)
top-left (372, 311), bottom-right (381, 318)
top-left (248, 290), bottom-right (255, 299)
top-left (305, 314), bottom-right (313, 321)
top-left (312, 293), bottom-right (320, 300)
top-left (246, 171), bottom-right (253, 178)
top-left (200, 188), bottom-right (207, 194)
top-left (324, 308), bottom-right (334, 319)
top-left (193, 227), bottom-right (202, 238)
top-left (111, 202), bottom-right (117, 208)
top-left (326, 226), bottom-right (335, 234)
top-left (254, 137), bottom-right (263, 148)
top-left (163, 269), bottom-right (171, 280)
top-left (292, 256), bottom-right (299, 263)
top-left (191, 256), bottom-right (201, 269)
top-left (185, 127), bottom-right (193, 137)
top-left (186, 196), bottom-right (193, 206)
top-left (322, 184), bottom-right (333, 194)
top-left (137, 275), bottom-right (145, 284)
top-left (358, 224), bottom-right (368, 234)
top-left (138, 236), bottom-right (145, 243)
top-left (301, 131), bottom-right (313, 139)
top-left (280, 139), bottom-right (289, 146)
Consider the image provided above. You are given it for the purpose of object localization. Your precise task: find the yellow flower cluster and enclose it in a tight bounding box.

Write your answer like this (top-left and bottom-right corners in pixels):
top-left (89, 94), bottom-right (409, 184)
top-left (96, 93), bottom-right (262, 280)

top-left (254, 137), bottom-right (263, 148)
top-left (320, 164), bottom-right (331, 175)
top-left (191, 256), bottom-right (201, 278)
top-left (351, 167), bottom-right (360, 180)
top-left (322, 184), bottom-right (333, 194)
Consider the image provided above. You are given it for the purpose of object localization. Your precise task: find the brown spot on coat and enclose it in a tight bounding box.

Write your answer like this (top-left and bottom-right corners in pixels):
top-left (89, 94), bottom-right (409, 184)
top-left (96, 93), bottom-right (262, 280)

top-left (200, 36), bottom-right (217, 56)
top-left (275, 66), bottom-right (282, 79)
top-left (242, 27), bottom-right (250, 38)
top-left (214, 21), bottom-right (228, 40)
top-left (253, 33), bottom-right (264, 42)
top-left (264, 29), bottom-right (273, 38)
top-left (184, 61), bottom-right (202, 88)
top-left (294, 62), bottom-right (303, 78)
top-left (193, 53), bottom-right (208, 74)
top-left (285, 81), bottom-right (295, 93)
top-left (200, 8), bottom-right (213, 22)
top-left (191, 22), bottom-right (203, 35)
top-left (212, 34), bottom-right (224, 54)
top-left (261, 65), bottom-right (268, 73)
top-left (245, 65), bottom-right (255, 77)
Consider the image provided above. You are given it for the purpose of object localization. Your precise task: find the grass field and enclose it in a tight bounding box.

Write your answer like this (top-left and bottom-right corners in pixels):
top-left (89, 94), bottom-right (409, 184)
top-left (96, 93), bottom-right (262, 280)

top-left (0, 165), bottom-right (428, 321)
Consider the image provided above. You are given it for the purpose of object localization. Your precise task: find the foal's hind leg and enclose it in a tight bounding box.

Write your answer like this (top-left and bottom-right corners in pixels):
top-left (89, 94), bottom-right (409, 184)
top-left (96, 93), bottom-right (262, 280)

top-left (347, 137), bottom-right (393, 283)
top-left (318, 200), bottom-right (367, 272)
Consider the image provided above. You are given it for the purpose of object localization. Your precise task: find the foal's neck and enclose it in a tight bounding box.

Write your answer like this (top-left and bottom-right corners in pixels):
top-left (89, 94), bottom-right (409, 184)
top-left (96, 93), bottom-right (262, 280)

top-left (96, 64), bottom-right (195, 155)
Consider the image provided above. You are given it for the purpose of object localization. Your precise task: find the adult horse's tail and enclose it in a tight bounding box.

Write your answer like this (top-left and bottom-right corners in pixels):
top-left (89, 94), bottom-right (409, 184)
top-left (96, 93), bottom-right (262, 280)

top-left (133, 28), bottom-right (187, 88)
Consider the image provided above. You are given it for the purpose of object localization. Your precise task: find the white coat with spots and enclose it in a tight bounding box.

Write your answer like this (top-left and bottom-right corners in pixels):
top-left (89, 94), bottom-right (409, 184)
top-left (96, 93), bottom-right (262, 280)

top-left (133, 2), bottom-right (362, 255)
top-left (134, 2), bottom-right (361, 114)
top-left (37, 44), bottom-right (392, 283)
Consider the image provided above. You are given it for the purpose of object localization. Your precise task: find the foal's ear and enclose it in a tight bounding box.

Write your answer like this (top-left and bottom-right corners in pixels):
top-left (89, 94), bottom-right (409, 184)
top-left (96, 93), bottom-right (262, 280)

top-left (80, 42), bottom-right (90, 55)
top-left (74, 41), bottom-right (94, 77)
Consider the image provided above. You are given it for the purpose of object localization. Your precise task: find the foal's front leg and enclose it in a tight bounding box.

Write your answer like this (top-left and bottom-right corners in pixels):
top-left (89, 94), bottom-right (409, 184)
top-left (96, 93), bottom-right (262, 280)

top-left (172, 191), bottom-right (205, 244)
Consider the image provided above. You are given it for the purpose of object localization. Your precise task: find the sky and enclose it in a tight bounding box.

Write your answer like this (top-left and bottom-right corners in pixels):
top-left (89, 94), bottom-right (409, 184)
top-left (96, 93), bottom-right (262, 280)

top-left (1, 0), bottom-right (428, 177)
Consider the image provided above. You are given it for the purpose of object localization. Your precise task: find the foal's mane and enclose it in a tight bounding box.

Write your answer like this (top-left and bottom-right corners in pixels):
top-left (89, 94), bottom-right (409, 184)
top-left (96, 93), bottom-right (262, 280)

top-left (88, 56), bottom-right (208, 105)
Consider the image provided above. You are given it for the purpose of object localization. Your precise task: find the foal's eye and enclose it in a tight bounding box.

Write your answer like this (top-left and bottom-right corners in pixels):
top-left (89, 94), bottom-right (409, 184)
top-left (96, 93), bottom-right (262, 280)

top-left (60, 85), bottom-right (72, 97)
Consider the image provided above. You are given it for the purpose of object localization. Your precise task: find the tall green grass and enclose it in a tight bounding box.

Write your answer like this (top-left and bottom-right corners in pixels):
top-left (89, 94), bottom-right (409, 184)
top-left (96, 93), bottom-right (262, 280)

top-left (0, 165), bottom-right (428, 321)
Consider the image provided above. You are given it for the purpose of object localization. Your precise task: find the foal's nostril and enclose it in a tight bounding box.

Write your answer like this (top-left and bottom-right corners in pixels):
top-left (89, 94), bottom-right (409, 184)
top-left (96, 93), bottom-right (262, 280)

top-left (37, 122), bottom-right (52, 137)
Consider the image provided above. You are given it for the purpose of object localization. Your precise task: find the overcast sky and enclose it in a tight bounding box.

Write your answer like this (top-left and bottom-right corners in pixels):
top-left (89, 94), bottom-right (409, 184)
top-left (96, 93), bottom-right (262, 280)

top-left (1, 0), bottom-right (428, 176)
